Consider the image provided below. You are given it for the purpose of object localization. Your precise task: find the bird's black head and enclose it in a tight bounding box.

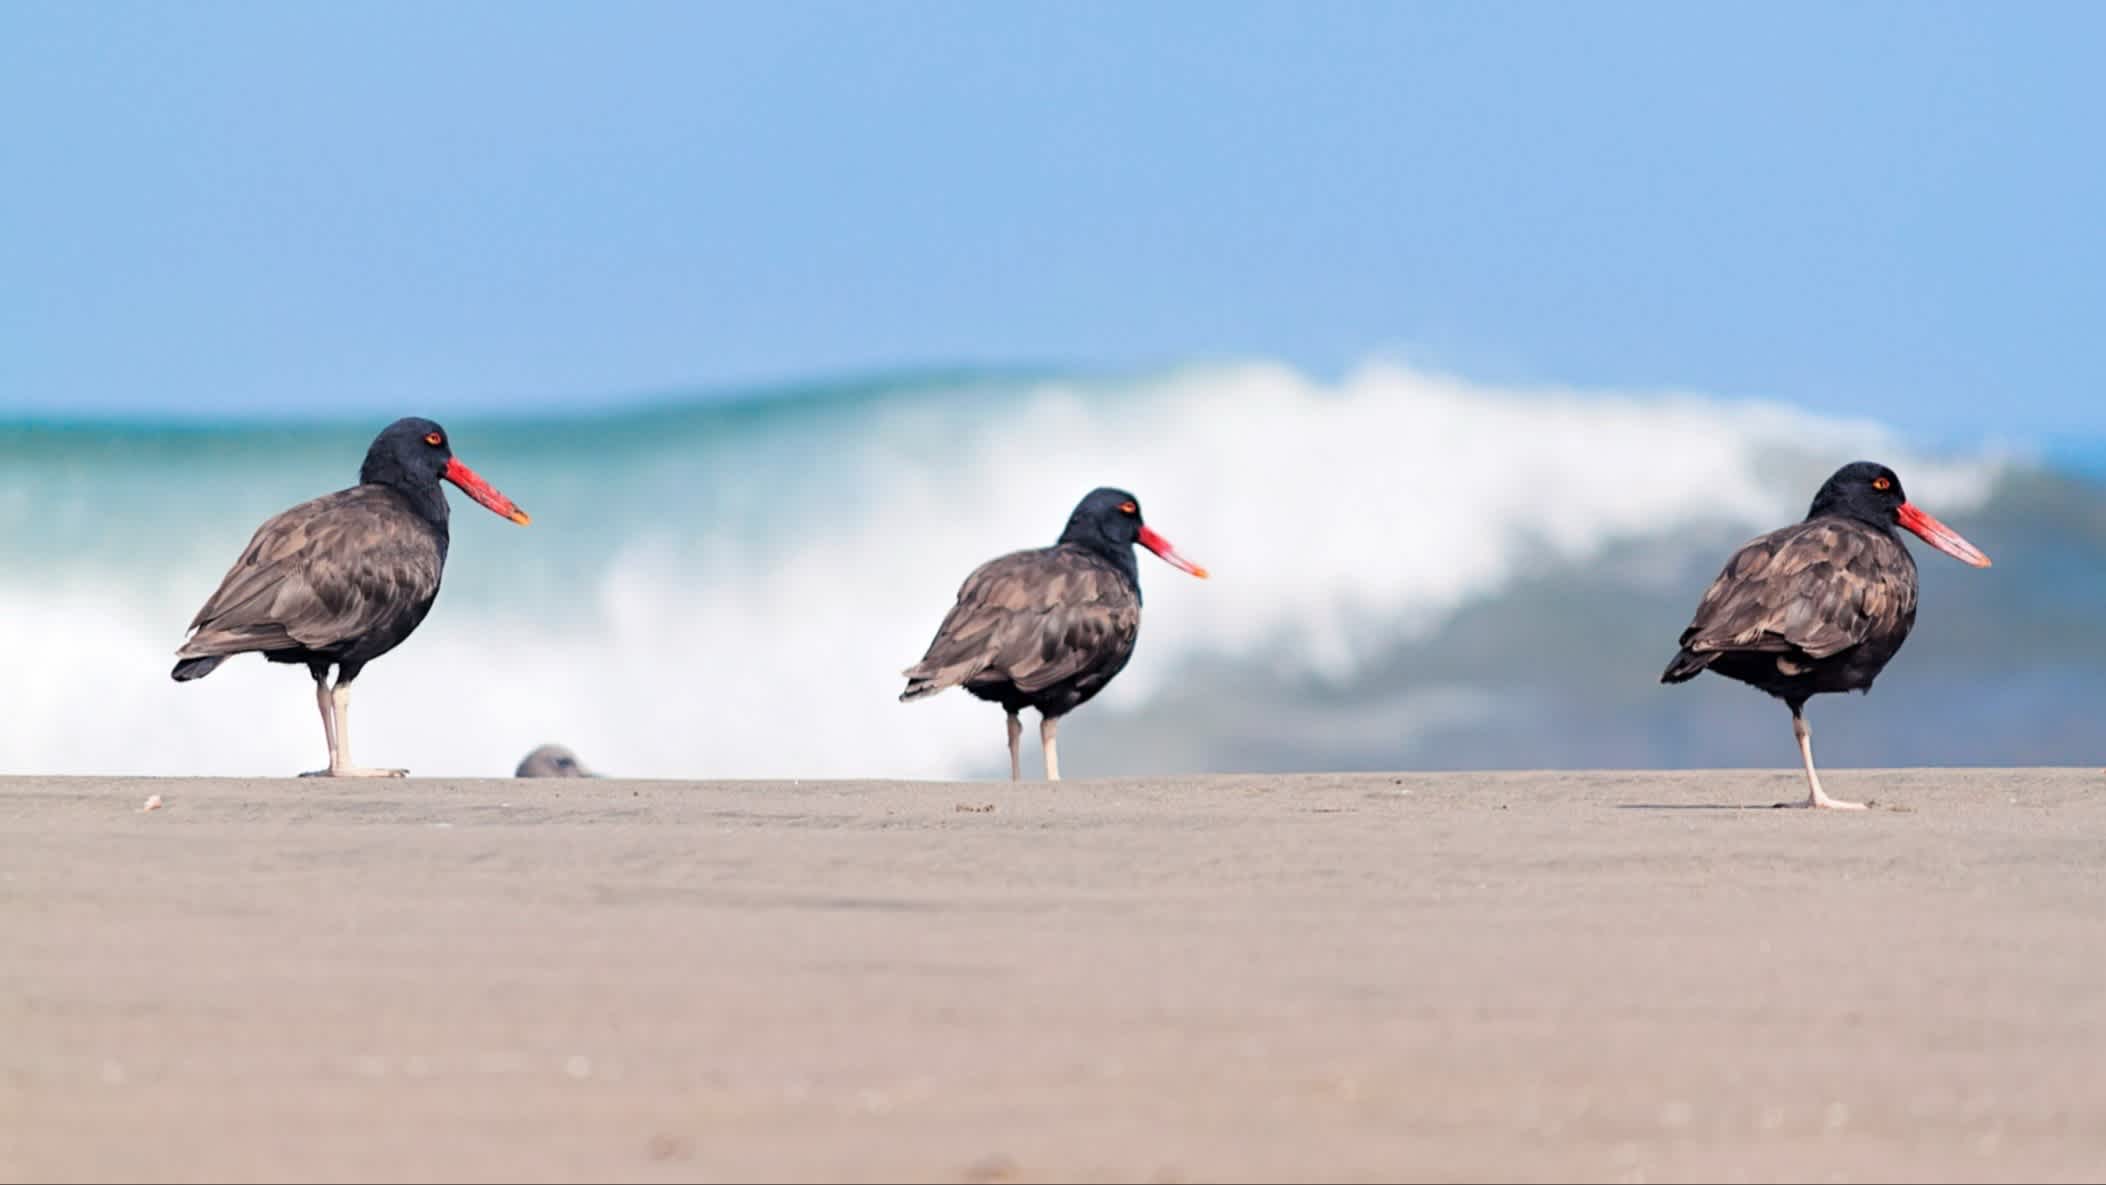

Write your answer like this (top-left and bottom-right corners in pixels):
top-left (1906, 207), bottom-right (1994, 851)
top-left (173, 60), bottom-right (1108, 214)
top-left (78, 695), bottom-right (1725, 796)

top-left (360, 417), bottom-right (453, 491)
top-left (1058, 487), bottom-right (1209, 580)
top-left (1061, 487), bottom-right (1146, 550)
top-left (1806, 461), bottom-right (1907, 525)
top-left (359, 417), bottom-right (532, 528)
top-left (1806, 460), bottom-right (1991, 568)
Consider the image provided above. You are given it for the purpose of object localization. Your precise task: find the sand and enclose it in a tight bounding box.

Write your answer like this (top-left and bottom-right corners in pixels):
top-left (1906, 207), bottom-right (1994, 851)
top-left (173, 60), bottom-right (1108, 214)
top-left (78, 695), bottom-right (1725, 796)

top-left (5, 767), bottom-right (2106, 1184)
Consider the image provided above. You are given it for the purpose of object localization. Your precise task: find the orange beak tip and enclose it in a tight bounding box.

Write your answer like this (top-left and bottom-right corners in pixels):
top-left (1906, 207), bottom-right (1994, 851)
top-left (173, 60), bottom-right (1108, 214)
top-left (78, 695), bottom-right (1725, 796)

top-left (509, 509), bottom-right (532, 526)
top-left (1192, 566), bottom-right (1211, 580)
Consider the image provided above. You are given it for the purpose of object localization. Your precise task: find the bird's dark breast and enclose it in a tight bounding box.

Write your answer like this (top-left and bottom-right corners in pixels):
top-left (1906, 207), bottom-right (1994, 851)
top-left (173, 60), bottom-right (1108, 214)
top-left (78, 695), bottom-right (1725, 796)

top-left (320, 535), bottom-right (443, 662)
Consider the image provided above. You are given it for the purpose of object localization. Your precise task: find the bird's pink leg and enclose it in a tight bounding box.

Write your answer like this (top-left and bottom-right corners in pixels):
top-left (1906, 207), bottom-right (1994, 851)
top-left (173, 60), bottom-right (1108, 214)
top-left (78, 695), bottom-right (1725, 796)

top-left (1791, 711), bottom-right (1864, 810)
top-left (1041, 714), bottom-right (1061, 782)
top-left (306, 681), bottom-right (408, 778)
top-left (1006, 711), bottom-right (1022, 782)
top-left (298, 673), bottom-right (338, 778)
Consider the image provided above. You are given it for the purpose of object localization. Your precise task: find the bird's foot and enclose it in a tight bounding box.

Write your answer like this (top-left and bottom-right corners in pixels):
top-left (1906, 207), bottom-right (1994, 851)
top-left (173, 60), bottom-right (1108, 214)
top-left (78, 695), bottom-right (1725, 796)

top-left (298, 766), bottom-right (409, 779)
top-left (1774, 795), bottom-right (1868, 811)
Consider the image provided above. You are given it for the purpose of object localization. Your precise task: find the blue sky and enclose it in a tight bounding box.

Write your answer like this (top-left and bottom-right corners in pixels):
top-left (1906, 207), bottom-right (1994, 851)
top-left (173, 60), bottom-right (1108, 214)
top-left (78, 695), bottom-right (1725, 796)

top-left (3, 1), bottom-right (2101, 445)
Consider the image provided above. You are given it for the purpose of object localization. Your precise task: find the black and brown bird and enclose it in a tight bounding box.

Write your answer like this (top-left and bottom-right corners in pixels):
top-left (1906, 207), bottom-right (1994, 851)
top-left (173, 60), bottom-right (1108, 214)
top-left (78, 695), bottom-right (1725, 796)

top-left (900, 487), bottom-right (1208, 781)
top-left (172, 417), bottom-right (531, 777)
top-left (1661, 461), bottom-right (1990, 809)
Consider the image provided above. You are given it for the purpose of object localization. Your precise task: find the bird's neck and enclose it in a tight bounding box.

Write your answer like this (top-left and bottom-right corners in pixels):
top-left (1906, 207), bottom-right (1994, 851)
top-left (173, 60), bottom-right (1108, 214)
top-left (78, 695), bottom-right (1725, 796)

top-left (1807, 504), bottom-right (1897, 537)
top-left (360, 461), bottom-right (452, 533)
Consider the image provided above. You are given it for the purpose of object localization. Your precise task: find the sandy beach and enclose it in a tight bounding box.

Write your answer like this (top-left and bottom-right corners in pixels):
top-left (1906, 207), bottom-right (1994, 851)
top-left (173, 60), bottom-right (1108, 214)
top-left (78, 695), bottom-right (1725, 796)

top-left (6, 768), bottom-right (2106, 1184)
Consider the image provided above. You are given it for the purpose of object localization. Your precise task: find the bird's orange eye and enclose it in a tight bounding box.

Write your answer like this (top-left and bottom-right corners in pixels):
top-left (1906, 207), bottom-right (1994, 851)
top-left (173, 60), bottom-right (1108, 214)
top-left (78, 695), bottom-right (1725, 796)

top-left (1119, 501), bottom-right (1137, 515)
top-left (1873, 476), bottom-right (1892, 491)
top-left (424, 431), bottom-right (444, 447)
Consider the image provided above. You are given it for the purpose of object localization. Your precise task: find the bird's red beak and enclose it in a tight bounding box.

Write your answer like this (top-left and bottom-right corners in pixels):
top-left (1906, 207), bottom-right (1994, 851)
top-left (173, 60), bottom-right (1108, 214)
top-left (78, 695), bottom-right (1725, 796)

top-left (1896, 502), bottom-right (1988, 567)
top-left (443, 457), bottom-right (532, 525)
top-left (1137, 524), bottom-right (1209, 579)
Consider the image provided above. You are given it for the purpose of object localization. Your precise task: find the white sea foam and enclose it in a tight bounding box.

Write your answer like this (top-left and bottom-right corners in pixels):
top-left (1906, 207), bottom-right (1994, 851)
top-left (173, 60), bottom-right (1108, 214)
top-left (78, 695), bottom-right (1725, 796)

top-left (0, 361), bottom-right (2008, 779)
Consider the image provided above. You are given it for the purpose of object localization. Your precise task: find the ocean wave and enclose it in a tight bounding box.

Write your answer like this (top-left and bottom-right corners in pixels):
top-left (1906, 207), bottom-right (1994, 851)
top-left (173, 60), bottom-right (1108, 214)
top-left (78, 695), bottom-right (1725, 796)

top-left (0, 360), bottom-right (2014, 779)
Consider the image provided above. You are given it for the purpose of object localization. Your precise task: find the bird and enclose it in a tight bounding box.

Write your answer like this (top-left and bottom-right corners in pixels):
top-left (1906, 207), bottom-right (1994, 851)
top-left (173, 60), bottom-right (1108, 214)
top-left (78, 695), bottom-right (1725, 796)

top-left (172, 417), bottom-right (531, 777)
top-left (1661, 461), bottom-right (1990, 809)
top-left (901, 487), bottom-right (1208, 781)
top-left (515, 744), bottom-right (596, 778)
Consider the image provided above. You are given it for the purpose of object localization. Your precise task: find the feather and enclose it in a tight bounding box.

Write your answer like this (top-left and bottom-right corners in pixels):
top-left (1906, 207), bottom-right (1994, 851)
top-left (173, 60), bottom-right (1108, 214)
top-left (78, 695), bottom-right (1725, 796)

top-left (1661, 517), bottom-right (1918, 691)
top-left (174, 485), bottom-right (446, 673)
top-left (901, 543), bottom-right (1141, 714)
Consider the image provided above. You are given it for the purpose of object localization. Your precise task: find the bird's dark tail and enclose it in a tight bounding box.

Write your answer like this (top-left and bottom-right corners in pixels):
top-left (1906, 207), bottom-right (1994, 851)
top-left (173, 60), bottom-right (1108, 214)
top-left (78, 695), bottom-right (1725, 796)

top-left (1659, 648), bottom-right (1712, 684)
top-left (171, 656), bottom-right (226, 682)
top-left (900, 655), bottom-right (986, 703)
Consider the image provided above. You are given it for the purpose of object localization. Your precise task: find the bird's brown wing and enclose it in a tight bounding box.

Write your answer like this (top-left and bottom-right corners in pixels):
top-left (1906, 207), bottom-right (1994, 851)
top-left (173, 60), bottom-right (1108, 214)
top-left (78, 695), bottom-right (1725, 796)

top-left (176, 486), bottom-right (444, 659)
top-left (1675, 520), bottom-right (1912, 662)
top-left (900, 546), bottom-right (1140, 699)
